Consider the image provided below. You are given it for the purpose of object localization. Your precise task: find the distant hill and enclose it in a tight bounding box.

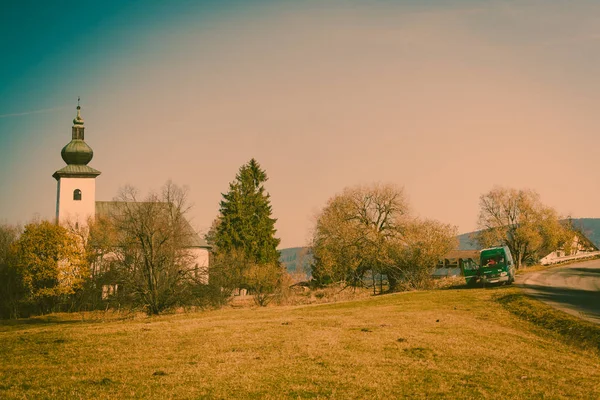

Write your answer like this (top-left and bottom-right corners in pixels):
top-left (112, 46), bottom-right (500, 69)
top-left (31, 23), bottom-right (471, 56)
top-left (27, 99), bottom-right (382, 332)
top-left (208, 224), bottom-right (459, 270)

top-left (570, 218), bottom-right (600, 248)
top-left (279, 247), bottom-right (313, 278)
top-left (457, 218), bottom-right (600, 250)
top-left (457, 232), bottom-right (480, 250)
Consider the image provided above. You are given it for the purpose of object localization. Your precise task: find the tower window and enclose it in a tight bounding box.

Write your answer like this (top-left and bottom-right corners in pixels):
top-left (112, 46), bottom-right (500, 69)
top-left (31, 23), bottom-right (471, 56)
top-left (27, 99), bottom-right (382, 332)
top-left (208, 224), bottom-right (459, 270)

top-left (73, 189), bottom-right (82, 201)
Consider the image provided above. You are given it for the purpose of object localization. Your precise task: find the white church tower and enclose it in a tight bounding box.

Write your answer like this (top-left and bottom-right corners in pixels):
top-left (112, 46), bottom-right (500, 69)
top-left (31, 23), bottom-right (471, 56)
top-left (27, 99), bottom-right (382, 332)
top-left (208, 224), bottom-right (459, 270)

top-left (53, 102), bottom-right (101, 227)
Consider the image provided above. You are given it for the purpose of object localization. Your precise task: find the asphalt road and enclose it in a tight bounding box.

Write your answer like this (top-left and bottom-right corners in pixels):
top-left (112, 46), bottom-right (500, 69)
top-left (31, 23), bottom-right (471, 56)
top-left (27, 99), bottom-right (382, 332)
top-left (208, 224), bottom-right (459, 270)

top-left (516, 258), bottom-right (600, 324)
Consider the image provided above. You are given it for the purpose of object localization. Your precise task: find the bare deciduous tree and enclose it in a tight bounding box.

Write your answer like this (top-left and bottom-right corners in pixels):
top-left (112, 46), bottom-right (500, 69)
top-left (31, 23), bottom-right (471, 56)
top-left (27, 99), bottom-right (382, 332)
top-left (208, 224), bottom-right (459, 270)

top-left (387, 218), bottom-right (457, 290)
top-left (107, 181), bottom-right (199, 314)
top-left (311, 183), bottom-right (456, 291)
top-left (311, 183), bottom-right (409, 287)
top-left (244, 262), bottom-right (283, 307)
top-left (476, 187), bottom-right (572, 268)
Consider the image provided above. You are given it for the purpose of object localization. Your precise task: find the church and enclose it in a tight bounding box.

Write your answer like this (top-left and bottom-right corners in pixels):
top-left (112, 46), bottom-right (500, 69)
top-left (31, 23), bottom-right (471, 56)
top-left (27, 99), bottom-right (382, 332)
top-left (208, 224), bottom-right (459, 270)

top-left (52, 104), bottom-right (210, 282)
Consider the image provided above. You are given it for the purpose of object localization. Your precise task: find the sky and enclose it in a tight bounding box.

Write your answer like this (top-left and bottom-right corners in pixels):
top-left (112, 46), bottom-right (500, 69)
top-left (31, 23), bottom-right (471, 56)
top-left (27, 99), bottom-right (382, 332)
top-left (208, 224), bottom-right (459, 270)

top-left (1, 0), bottom-right (600, 248)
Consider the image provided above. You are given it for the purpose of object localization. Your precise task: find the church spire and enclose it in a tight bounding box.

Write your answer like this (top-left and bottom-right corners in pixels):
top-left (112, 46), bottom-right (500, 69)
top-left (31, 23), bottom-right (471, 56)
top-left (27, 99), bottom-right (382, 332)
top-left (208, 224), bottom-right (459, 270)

top-left (71, 98), bottom-right (85, 139)
top-left (52, 98), bottom-right (101, 227)
top-left (73, 96), bottom-right (84, 126)
top-left (55, 100), bottom-right (97, 169)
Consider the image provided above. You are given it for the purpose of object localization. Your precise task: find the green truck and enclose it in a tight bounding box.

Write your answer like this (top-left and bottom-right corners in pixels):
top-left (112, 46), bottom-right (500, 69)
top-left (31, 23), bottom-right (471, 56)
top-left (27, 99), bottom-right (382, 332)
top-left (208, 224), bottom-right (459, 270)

top-left (462, 246), bottom-right (515, 286)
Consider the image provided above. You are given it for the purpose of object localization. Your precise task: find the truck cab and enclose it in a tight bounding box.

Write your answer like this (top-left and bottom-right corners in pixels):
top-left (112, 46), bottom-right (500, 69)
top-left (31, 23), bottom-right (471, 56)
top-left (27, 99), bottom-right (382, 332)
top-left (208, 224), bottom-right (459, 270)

top-left (463, 246), bottom-right (515, 286)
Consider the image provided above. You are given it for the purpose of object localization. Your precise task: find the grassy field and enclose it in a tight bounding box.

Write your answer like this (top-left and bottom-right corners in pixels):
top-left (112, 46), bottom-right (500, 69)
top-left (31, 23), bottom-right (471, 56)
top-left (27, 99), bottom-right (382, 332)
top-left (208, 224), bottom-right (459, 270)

top-left (1, 286), bottom-right (599, 399)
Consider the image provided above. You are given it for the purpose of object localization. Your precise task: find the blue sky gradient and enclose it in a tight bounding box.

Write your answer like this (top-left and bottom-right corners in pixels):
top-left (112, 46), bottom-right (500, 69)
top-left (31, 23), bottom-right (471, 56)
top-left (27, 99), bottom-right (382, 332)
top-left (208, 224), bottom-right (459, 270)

top-left (2, 1), bottom-right (600, 247)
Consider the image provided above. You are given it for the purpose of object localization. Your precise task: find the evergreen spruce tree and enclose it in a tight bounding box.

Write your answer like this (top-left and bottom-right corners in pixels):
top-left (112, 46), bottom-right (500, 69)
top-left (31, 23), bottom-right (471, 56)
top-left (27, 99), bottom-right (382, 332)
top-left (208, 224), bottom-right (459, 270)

top-left (214, 159), bottom-right (281, 265)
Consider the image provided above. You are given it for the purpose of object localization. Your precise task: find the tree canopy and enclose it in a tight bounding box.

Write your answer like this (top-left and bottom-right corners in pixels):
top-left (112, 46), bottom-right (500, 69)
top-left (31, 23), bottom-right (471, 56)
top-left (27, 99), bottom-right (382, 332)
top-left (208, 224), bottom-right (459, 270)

top-left (11, 220), bottom-right (87, 314)
top-left (311, 183), bottom-right (457, 291)
top-left (212, 158), bottom-right (280, 264)
top-left (0, 223), bottom-right (23, 318)
top-left (476, 187), bottom-right (573, 267)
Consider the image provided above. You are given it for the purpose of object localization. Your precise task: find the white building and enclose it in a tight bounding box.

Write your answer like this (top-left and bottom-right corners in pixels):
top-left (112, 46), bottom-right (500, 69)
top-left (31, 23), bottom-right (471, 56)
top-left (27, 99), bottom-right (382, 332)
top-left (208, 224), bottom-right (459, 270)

top-left (53, 104), bottom-right (210, 282)
top-left (52, 104), bottom-right (100, 228)
top-left (539, 232), bottom-right (599, 265)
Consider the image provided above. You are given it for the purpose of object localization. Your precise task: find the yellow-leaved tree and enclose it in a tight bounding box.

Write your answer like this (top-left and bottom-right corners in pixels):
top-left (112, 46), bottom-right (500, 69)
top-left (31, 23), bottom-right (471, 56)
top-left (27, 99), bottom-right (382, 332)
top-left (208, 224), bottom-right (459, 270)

top-left (12, 220), bottom-right (87, 314)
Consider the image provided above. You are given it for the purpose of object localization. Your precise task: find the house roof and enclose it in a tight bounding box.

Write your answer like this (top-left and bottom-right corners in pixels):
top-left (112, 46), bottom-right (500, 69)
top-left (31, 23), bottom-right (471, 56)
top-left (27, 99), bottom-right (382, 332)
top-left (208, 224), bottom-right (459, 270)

top-left (443, 250), bottom-right (480, 260)
top-left (95, 201), bottom-right (211, 249)
top-left (573, 229), bottom-right (599, 251)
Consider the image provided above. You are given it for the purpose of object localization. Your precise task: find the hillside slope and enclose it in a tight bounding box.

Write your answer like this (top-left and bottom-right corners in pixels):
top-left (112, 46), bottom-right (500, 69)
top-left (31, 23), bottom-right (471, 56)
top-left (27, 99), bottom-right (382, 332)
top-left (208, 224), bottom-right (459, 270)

top-left (1, 288), bottom-right (599, 399)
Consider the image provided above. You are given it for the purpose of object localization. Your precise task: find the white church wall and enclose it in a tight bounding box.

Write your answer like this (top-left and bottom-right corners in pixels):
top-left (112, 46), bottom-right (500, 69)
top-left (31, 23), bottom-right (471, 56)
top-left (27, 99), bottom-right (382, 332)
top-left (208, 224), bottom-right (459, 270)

top-left (190, 247), bottom-right (210, 284)
top-left (57, 177), bottom-right (96, 227)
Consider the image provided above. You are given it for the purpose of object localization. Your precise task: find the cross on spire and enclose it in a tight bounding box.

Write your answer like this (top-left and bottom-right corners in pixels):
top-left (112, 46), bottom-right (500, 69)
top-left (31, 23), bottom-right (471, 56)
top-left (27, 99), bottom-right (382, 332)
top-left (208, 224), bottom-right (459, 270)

top-left (73, 98), bottom-right (84, 126)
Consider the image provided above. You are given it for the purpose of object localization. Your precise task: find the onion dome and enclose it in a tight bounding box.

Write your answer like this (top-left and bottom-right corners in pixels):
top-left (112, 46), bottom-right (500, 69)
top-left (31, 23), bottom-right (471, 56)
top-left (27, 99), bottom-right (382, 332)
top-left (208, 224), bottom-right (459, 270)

top-left (53, 100), bottom-right (101, 180)
top-left (61, 105), bottom-right (93, 165)
top-left (61, 139), bottom-right (93, 165)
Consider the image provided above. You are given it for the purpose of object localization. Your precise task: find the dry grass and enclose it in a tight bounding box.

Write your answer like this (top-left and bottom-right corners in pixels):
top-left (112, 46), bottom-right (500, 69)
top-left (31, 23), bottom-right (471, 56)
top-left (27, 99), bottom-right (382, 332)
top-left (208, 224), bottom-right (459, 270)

top-left (278, 284), bottom-right (374, 306)
top-left (1, 286), bottom-right (599, 399)
top-left (226, 284), bottom-right (373, 308)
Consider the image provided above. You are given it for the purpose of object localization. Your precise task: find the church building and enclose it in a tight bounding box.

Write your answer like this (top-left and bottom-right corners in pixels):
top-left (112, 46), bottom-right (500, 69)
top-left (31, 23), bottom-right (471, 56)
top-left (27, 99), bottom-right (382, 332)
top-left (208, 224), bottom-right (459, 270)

top-left (52, 104), bottom-right (100, 227)
top-left (53, 104), bottom-right (210, 282)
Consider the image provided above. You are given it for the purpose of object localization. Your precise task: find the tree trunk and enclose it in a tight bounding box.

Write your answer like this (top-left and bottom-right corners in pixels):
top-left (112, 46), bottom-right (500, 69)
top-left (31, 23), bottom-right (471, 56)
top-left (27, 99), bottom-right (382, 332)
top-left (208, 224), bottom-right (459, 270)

top-left (372, 272), bottom-right (376, 295)
top-left (388, 274), bottom-right (398, 292)
top-left (516, 250), bottom-right (523, 269)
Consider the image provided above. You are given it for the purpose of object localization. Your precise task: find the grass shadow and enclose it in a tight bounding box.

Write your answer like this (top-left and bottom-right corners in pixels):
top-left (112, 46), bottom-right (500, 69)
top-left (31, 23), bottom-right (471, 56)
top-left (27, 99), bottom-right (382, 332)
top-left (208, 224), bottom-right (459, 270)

top-left (442, 282), bottom-right (516, 291)
top-left (569, 267), bottom-right (600, 276)
top-left (518, 284), bottom-right (600, 323)
top-left (0, 312), bottom-right (129, 332)
top-left (496, 291), bottom-right (600, 352)
top-left (0, 316), bottom-right (83, 326)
